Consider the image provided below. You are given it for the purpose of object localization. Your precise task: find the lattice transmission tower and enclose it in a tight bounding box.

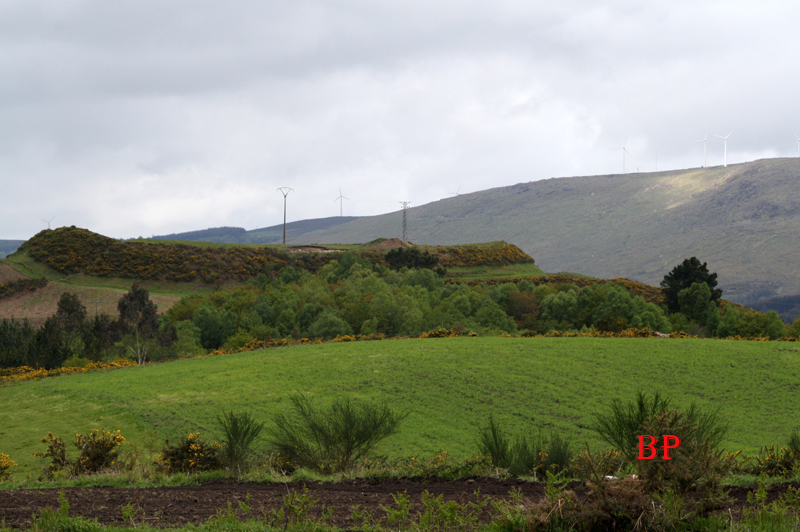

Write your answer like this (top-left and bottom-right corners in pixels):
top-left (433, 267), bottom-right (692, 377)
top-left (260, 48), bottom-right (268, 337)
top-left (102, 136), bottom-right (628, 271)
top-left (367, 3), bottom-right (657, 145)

top-left (399, 201), bottom-right (411, 241)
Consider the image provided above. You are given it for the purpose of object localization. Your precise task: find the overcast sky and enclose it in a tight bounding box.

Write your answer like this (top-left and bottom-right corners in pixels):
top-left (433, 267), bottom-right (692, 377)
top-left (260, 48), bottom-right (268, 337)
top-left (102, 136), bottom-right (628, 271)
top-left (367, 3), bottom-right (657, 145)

top-left (2, 1), bottom-right (799, 239)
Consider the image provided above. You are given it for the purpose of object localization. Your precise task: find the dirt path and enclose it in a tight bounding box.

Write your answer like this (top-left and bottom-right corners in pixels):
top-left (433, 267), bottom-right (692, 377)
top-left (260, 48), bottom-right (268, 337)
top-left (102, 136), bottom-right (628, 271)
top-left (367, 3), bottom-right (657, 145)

top-left (0, 478), bottom-right (793, 530)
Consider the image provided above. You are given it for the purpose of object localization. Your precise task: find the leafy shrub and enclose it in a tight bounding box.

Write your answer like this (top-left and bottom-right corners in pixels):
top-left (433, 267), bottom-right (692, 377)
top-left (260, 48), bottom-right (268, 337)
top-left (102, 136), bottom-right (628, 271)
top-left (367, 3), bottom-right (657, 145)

top-left (159, 432), bottom-right (222, 473)
top-left (0, 452), bottom-right (16, 481)
top-left (267, 395), bottom-right (407, 473)
top-left (217, 411), bottom-right (264, 476)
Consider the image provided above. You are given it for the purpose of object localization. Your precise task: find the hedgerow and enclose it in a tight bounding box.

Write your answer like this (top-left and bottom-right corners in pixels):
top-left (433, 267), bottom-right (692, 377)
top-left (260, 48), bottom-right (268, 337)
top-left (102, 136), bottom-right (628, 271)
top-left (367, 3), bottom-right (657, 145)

top-left (0, 278), bottom-right (48, 300)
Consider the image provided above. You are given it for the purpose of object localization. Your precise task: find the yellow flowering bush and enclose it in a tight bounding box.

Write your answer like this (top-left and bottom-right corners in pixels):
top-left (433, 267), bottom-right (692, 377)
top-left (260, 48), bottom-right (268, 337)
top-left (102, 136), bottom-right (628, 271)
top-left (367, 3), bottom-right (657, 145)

top-left (35, 429), bottom-right (126, 477)
top-left (0, 359), bottom-right (136, 385)
top-left (0, 453), bottom-right (16, 481)
top-left (73, 429), bottom-right (125, 474)
top-left (159, 432), bottom-right (222, 473)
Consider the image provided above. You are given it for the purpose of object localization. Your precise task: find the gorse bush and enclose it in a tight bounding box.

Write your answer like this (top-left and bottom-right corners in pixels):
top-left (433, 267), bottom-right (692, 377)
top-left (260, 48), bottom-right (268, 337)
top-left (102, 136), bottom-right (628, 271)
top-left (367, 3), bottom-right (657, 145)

top-left (217, 410), bottom-right (264, 476)
top-left (0, 452), bottom-right (16, 481)
top-left (592, 391), bottom-right (672, 463)
top-left (34, 429), bottom-right (125, 477)
top-left (592, 391), bottom-right (729, 492)
top-left (267, 395), bottom-right (407, 473)
top-left (159, 432), bottom-right (222, 473)
top-left (477, 416), bottom-right (572, 477)
top-left (73, 429), bottom-right (125, 474)
top-left (636, 409), bottom-right (736, 492)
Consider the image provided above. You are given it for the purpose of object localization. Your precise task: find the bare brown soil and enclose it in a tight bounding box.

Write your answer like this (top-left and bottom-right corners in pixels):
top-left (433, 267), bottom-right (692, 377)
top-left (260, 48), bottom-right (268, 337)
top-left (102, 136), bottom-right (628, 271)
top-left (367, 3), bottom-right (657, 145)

top-left (0, 478), bottom-right (794, 530)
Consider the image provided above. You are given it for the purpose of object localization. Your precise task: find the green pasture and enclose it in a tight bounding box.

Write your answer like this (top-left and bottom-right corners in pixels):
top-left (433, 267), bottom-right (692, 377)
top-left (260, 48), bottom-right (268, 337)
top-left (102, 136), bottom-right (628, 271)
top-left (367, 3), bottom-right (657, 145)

top-left (2, 336), bottom-right (799, 477)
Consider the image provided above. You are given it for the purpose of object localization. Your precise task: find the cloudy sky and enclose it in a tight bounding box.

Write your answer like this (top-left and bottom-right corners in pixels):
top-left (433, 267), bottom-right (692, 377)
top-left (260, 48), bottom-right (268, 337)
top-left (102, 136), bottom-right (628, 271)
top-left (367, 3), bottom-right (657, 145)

top-left (2, 1), bottom-right (799, 240)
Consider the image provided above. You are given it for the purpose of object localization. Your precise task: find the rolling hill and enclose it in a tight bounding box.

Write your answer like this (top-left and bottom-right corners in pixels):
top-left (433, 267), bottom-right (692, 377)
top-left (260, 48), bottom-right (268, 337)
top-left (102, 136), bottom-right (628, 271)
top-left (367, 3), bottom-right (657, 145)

top-left (263, 158), bottom-right (800, 318)
top-left (152, 216), bottom-right (361, 244)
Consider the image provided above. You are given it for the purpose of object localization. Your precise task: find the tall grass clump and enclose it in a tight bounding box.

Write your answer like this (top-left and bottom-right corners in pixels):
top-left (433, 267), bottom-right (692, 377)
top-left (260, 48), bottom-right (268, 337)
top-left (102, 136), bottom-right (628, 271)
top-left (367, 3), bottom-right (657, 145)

top-left (267, 395), bottom-right (407, 473)
top-left (477, 416), bottom-right (572, 477)
top-left (217, 410), bottom-right (264, 477)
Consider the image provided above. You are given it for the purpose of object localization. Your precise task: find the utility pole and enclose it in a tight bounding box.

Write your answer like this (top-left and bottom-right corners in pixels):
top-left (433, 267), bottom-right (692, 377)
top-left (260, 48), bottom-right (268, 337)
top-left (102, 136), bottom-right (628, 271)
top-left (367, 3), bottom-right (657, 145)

top-left (399, 201), bottom-right (411, 241)
top-left (277, 187), bottom-right (293, 245)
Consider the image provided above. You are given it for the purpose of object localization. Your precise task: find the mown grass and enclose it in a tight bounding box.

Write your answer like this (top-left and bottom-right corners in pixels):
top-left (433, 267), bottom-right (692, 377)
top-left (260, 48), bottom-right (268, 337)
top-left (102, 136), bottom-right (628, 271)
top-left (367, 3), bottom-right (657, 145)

top-left (2, 337), bottom-right (799, 478)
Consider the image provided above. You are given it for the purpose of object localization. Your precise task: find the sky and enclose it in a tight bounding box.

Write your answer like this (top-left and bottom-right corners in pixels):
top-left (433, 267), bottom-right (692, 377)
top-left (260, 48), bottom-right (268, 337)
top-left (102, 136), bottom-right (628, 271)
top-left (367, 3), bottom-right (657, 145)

top-left (2, 1), bottom-right (799, 240)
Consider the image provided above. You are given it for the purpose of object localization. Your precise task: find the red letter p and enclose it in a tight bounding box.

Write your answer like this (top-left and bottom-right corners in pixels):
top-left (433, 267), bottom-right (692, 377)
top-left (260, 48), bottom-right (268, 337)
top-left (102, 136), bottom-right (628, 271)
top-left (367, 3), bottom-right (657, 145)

top-left (662, 435), bottom-right (681, 459)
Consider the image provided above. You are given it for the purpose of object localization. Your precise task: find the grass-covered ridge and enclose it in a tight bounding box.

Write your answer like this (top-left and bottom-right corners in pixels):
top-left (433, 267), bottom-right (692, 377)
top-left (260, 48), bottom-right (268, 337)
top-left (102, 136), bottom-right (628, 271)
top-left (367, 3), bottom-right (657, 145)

top-left (2, 336), bottom-right (798, 477)
top-left (14, 227), bottom-right (535, 284)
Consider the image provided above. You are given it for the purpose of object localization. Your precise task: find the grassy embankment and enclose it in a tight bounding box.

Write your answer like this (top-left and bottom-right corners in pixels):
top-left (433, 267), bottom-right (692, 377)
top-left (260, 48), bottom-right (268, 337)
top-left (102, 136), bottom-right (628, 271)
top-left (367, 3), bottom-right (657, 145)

top-left (2, 336), bottom-right (798, 477)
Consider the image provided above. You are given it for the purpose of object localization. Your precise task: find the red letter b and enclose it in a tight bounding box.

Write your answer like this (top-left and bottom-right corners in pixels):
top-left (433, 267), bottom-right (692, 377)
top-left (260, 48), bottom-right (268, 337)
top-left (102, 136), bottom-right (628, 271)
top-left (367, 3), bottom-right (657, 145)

top-left (637, 435), bottom-right (657, 459)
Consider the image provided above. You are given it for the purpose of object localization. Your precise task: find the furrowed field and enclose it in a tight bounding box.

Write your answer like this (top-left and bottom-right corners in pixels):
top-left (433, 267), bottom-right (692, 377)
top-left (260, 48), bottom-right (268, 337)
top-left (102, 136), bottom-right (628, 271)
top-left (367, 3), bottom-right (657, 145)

top-left (2, 336), bottom-right (798, 477)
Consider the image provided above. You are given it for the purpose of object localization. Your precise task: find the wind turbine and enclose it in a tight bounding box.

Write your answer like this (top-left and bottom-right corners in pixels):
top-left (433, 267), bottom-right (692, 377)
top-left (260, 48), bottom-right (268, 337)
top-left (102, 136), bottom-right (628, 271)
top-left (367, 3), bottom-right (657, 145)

top-left (334, 187), bottom-right (349, 217)
top-left (714, 132), bottom-right (732, 167)
top-left (40, 216), bottom-right (55, 229)
top-left (695, 134), bottom-right (708, 168)
top-left (614, 138), bottom-right (631, 174)
top-left (449, 185), bottom-right (462, 196)
top-left (794, 133), bottom-right (800, 157)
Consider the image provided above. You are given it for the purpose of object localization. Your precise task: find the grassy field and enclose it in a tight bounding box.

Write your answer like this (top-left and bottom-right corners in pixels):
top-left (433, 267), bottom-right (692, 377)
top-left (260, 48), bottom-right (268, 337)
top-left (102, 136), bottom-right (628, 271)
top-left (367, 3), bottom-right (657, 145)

top-left (2, 336), bottom-right (798, 477)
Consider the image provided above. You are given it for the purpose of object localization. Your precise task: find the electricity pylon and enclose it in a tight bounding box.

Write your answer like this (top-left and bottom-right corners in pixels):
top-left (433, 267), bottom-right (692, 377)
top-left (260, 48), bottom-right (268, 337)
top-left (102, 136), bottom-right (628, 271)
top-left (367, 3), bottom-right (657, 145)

top-left (399, 201), bottom-right (411, 241)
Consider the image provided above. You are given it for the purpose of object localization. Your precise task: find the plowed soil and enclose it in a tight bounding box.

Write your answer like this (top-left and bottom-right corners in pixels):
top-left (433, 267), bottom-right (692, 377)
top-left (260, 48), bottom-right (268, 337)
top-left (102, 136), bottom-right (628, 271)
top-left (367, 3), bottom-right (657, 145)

top-left (0, 478), bottom-right (794, 530)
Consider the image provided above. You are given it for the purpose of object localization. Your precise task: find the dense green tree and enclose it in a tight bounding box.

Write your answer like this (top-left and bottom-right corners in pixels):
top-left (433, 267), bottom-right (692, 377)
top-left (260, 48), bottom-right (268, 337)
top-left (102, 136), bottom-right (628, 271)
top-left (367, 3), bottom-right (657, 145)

top-left (678, 282), bottom-right (714, 324)
top-left (117, 283), bottom-right (159, 364)
top-left (309, 310), bottom-right (354, 338)
top-left (193, 304), bottom-right (237, 349)
top-left (716, 306), bottom-right (785, 339)
top-left (30, 316), bottom-right (71, 369)
top-left (54, 292), bottom-right (87, 354)
top-left (661, 257), bottom-right (722, 314)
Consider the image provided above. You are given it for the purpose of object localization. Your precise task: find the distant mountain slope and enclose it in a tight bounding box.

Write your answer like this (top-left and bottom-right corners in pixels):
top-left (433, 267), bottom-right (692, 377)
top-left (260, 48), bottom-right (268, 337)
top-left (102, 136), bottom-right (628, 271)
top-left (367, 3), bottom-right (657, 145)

top-left (285, 158), bottom-right (800, 312)
top-left (0, 240), bottom-right (24, 259)
top-left (151, 217), bottom-right (361, 244)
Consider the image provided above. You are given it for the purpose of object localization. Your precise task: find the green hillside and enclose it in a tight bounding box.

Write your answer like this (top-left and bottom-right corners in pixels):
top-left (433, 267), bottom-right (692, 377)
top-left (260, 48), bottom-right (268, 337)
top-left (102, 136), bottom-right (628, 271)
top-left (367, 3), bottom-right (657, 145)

top-left (276, 159), bottom-right (800, 317)
top-left (2, 336), bottom-right (797, 477)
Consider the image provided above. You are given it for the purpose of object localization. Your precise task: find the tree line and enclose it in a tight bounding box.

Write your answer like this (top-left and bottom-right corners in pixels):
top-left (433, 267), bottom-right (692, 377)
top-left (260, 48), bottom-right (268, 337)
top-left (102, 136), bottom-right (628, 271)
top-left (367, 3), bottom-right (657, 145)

top-left (2, 253), bottom-right (797, 369)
